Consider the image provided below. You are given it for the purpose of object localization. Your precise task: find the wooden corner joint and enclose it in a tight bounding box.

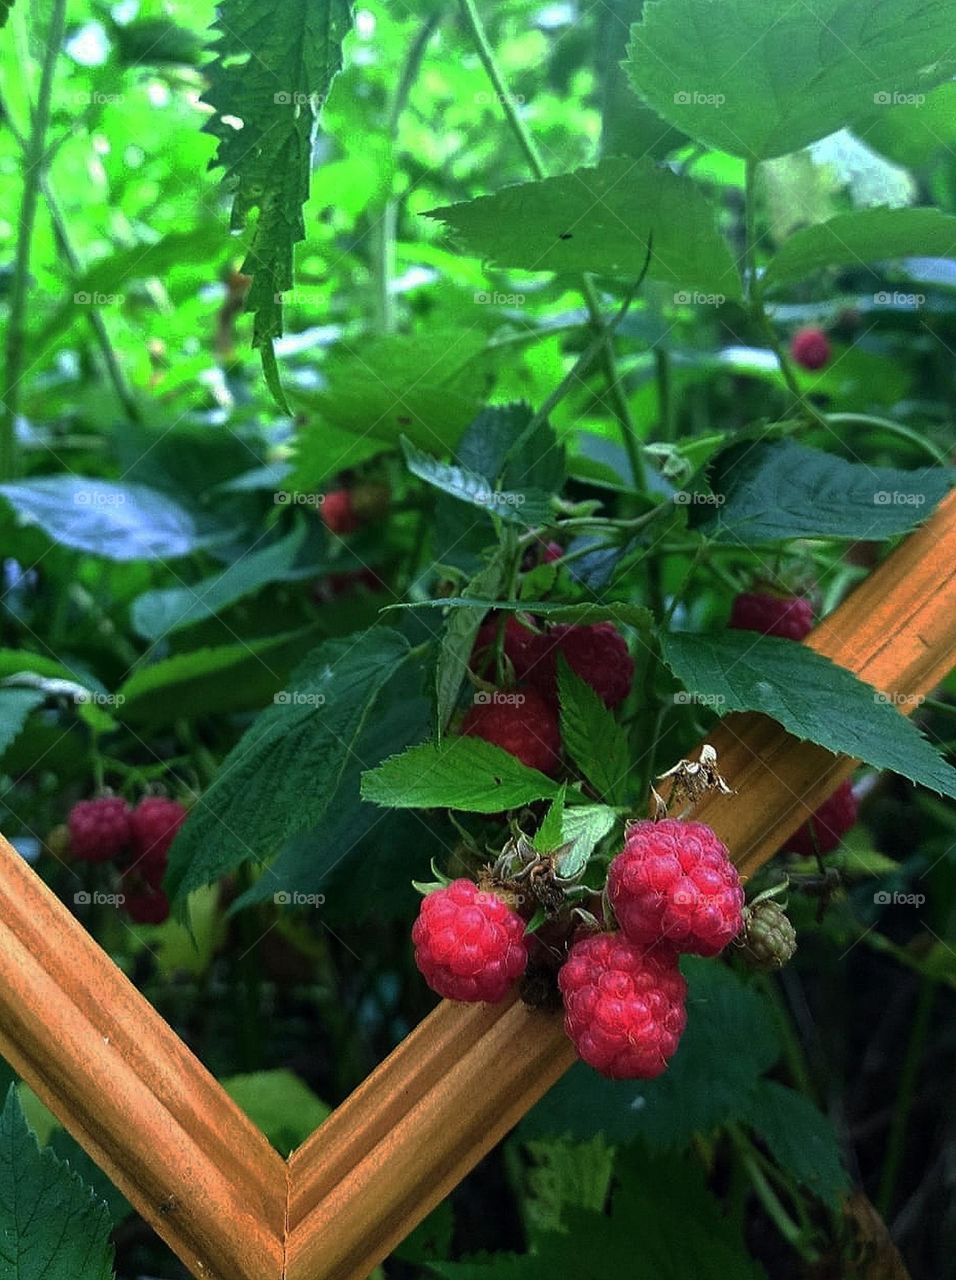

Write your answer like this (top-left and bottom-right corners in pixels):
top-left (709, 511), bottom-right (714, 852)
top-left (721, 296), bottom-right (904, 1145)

top-left (0, 490), bottom-right (952, 1280)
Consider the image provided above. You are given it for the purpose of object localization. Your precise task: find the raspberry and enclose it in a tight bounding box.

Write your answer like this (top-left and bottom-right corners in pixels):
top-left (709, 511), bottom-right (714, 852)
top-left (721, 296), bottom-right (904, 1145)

top-left (558, 932), bottom-right (687, 1079)
top-left (783, 779), bottom-right (858, 856)
top-left (608, 819), bottom-right (744, 957)
top-left (460, 687), bottom-right (561, 776)
top-left (525, 622), bottom-right (634, 708)
top-left (541, 541), bottom-right (563, 564)
top-left (320, 489), bottom-right (360, 535)
top-left (729, 591), bottom-right (814, 641)
top-left (129, 797), bottom-right (188, 868)
top-left (790, 326), bottom-right (831, 370)
top-left (122, 865), bottom-right (171, 925)
top-left (68, 797), bottom-right (131, 863)
top-left (412, 879), bottom-right (529, 1002)
top-left (739, 899), bottom-right (797, 971)
top-left (471, 614), bottom-right (541, 682)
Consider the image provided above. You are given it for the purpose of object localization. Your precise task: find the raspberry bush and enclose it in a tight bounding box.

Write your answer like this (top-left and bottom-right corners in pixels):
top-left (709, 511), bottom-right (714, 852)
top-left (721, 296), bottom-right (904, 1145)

top-left (4, 0), bottom-right (956, 1275)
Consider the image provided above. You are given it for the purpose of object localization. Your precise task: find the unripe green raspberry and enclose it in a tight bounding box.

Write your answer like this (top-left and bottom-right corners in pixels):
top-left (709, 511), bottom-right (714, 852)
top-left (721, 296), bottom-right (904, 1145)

top-left (739, 899), bottom-right (797, 971)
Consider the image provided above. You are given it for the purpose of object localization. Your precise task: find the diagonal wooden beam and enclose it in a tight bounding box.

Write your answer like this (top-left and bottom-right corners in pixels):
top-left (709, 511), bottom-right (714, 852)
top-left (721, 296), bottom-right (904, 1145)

top-left (0, 842), bottom-right (287, 1280)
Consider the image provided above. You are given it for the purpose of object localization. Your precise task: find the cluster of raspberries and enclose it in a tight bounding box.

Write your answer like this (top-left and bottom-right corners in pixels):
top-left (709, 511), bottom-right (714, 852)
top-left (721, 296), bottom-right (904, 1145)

top-left (460, 615), bottom-right (634, 776)
top-left (730, 588), bottom-right (858, 852)
top-left (66, 795), bottom-right (187, 925)
top-left (412, 818), bottom-right (744, 1080)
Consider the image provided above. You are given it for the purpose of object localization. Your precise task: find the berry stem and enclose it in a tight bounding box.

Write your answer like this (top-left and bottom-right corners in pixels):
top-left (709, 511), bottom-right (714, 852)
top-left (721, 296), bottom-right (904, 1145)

top-left (729, 1124), bottom-right (817, 1261)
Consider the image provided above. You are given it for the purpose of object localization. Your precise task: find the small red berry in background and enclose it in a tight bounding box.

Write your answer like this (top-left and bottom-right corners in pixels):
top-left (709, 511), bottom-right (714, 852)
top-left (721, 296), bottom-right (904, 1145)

top-left (540, 541), bottom-right (563, 564)
top-left (320, 489), bottom-right (361, 535)
top-left (729, 591), bottom-right (815, 641)
top-left (783, 779), bottom-right (858, 856)
top-left (122, 864), bottom-right (171, 925)
top-left (460, 688), bottom-right (562, 776)
top-left (608, 819), bottom-right (744, 958)
top-left (525, 621), bottom-right (634, 709)
top-left (790, 326), bottom-right (831, 370)
top-left (67, 797), bottom-right (131, 863)
top-left (412, 879), bottom-right (529, 1002)
top-left (470, 614), bottom-right (540, 681)
top-left (559, 932), bottom-right (687, 1079)
top-left (129, 796), bottom-right (188, 868)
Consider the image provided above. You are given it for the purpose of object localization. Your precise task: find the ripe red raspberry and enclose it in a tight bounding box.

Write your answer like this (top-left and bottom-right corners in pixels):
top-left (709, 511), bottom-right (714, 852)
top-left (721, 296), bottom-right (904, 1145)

top-left (461, 687), bottom-right (561, 775)
top-left (412, 879), bottom-right (529, 1002)
top-left (471, 614), bottom-right (540, 681)
top-left (608, 819), bottom-right (744, 957)
top-left (68, 797), bottom-right (131, 863)
top-left (320, 489), bottom-right (360, 535)
top-left (541, 541), bottom-right (563, 564)
top-left (525, 622), bottom-right (634, 708)
top-left (122, 866), bottom-right (170, 925)
top-left (783, 779), bottom-right (858, 856)
top-left (729, 591), bottom-right (814, 641)
top-left (129, 797), bottom-right (188, 868)
top-left (790, 326), bottom-right (831, 370)
top-left (558, 932), bottom-right (687, 1079)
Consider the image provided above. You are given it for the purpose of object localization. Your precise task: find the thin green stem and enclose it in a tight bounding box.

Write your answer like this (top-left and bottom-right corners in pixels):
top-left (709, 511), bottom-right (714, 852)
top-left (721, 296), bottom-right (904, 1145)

top-left (825, 413), bottom-right (950, 467)
top-left (456, 0), bottom-right (646, 490)
top-left (728, 1124), bottom-right (817, 1262)
top-left (877, 977), bottom-right (937, 1217)
top-left (1, 0), bottom-right (69, 478)
top-left (655, 347), bottom-right (674, 441)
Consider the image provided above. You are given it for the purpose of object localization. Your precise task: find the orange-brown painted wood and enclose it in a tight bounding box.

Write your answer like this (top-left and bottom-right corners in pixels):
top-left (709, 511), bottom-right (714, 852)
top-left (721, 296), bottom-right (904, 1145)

top-left (0, 841), bottom-right (286, 1280)
top-left (0, 492), bottom-right (952, 1280)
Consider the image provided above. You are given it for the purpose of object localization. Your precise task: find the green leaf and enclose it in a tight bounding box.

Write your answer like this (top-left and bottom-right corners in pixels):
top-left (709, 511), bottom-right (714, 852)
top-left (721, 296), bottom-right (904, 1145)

top-left (165, 628), bottom-right (410, 905)
top-left (130, 526), bottom-right (317, 641)
top-left (221, 1071), bottom-right (329, 1157)
top-left (532, 786), bottom-right (567, 852)
top-left (117, 630), bottom-right (318, 726)
top-left (693, 441), bottom-right (953, 544)
top-left (291, 329), bottom-right (492, 455)
top-left (402, 438), bottom-right (552, 528)
top-left (361, 737), bottom-right (562, 813)
top-left (661, 631), bottom-right (956, 798)
top-left (743, 1081), bottom-right (848, 1205)
top-left (435, 552), bottom-right (508, 735)
top-left (202, 0), bottom-right (354, 393)
top-left (0, 478), bottom-right (206, 560)
top-left (764, 208), bottom-right (956, 290)
top-left (0, 688), bottom-right (46, 756)
top-left (522, 961), bottom-right (779, 1145)
top-left (0, 1087), bottom-right (114, 1280)
top-left (553, 804), bottom-right (618, 878)
top-left (426, 157), bottom-right (742, 299)
top-left (456, 404), bottom-right (564, 495)
top-left (625, 0), bottom-right (956, 160)
top-left (558, 661), bottom-right (631, 805)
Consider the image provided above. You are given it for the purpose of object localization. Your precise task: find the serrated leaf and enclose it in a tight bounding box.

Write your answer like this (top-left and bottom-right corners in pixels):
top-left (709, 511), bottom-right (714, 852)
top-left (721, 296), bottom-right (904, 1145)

top-left (0, 1087), bottom-right (114, 1280)
top-left (0, 478), bottom-right (207, 560)
top-left (554, 804), bottom-right (618, 878)
top-left (202, 0), bottom-right (354, 393)
top-left (693, 441), bottom-right (953, 544)
top-left (401, 438), bottom-right (552, 528)
top-left (743, 1081), bottom-right (848, 1205)
top-left (435, 552), bottom-right (509, 735)
top-left (455, 404), bottom-right (565, 496)
top-left (558, 661), bottom-right (631, 805)
top-left (117, 630), bottom-right (318, 726)
top-left (532, 786), bottom-right (566, 852)
top-left (764, 208), bottom-right (956, 290)
top-left (0, 688), bottom-right (46, 756)
top-left (626, 0), bottom-right (956, 160)
top-left (291, 329), bottom-right (492, 455)
top-left (130, 526), bottom-right (318, 641)
top-left (361, 737), bottom-right (562, 813)
top-left (661, 631), bottom-right (956, 798)
top-left (166, 628), bottom-right (410, 905)
top-left (426, 157), bottom-right (742, 299)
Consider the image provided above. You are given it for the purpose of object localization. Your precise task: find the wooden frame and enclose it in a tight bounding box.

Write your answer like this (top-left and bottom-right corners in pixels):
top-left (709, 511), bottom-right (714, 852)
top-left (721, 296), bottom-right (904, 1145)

top-left (0, 492), bottom-right (954, 1280)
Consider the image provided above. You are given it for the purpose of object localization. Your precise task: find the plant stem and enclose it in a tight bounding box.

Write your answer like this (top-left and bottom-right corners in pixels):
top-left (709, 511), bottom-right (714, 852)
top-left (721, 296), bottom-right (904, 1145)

top-left (1, 0), bottom-right (68, 478)
top-left (743, 158), bottom-right (759, 303)
top-left (825, 413), bottom-right (950, 467)
top-left (456, 0), bottom-right (647, 490)
top-left (877, 976), bottom-right (937, 1216)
